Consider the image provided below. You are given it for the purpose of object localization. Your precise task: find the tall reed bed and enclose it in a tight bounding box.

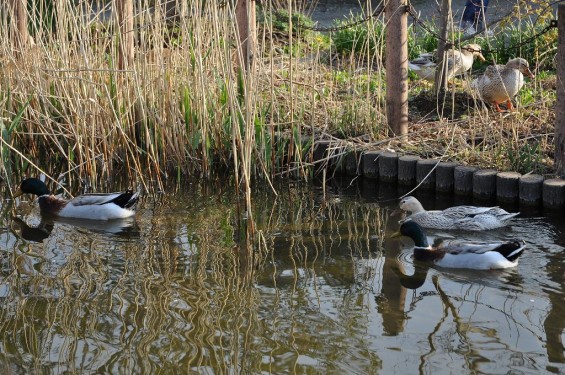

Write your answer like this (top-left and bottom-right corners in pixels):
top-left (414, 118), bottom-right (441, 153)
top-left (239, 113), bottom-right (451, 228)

top-left (0, 0), bottom-right (558, 192)
top-left (0, 2), bottom-right (244, 188)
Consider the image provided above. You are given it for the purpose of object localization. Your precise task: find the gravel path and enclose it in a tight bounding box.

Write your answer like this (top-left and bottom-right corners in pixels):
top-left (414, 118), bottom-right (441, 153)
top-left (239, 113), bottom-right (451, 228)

top-left (309, 0), bottom-right (551, 28)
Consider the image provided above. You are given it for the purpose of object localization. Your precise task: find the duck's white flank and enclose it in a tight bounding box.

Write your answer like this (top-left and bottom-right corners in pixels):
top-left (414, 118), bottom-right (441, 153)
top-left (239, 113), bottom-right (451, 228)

top-left (436, 251), bottom-right (521, 270)
top-left (58, 202), bottom-right (136, 220)
top-left (50, 191), bottom-right (139, 220)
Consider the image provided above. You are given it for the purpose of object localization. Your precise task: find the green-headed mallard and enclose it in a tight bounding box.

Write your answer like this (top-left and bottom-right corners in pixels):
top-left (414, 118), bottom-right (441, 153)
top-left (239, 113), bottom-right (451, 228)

top-left (409, 44), bottom-right (485, 82)
top-left (392, 219), bottom-right (526, 269)
top-left (471, 57), bottom-right (534, 112)
top-left (399, 196), bottom-right (519, 230)
top-left (14, 178), bottom-right (140, 221)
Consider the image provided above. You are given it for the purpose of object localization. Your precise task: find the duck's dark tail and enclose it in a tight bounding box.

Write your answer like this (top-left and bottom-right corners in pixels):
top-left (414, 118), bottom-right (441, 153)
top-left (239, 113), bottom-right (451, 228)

top-left (110, 190), bottom-right (140, 209)
top-left (496, 240), bottom-right (526, 262)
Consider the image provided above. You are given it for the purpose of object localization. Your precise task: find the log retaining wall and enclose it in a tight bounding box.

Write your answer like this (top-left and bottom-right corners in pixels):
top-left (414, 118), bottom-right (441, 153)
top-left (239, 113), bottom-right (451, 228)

top-left (311, 141), bottom-right (565, 209)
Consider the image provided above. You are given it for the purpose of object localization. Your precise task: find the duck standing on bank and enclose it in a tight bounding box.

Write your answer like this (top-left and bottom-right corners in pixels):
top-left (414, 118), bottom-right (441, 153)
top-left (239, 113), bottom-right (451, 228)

top-left (409, 44), bottom-right (485, 82)
top-left (399, 196), bottom-right (519, 230)
top-left (471, 57), bottom-right (534, 112)
top-left (14, 178), bottom-right (140, 220)
top-left (391, 219), bottom-right (526, 270)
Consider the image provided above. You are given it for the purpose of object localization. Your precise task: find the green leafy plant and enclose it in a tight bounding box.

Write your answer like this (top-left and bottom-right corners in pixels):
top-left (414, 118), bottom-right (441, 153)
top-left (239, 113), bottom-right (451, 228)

top-left (332, 15), bottom-right (384, 56)
top-left (507, 142), bottom-right (545, 174)
top-left (259, 8), bottom-right (314, 39)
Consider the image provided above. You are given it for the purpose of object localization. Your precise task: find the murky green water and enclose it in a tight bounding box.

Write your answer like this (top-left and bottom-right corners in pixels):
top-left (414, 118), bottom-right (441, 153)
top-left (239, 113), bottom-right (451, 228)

top-left (1, 178), bottom-right (564, 374)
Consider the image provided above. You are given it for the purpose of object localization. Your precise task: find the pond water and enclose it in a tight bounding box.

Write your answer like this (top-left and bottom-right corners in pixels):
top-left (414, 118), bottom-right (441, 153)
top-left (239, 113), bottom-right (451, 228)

top-left (1, 177), bottom-right (564, 374)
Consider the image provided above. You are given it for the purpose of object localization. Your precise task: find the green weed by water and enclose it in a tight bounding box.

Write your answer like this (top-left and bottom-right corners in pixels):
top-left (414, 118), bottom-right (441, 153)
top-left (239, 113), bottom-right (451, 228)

top-left (506, 142), bottom-right (546, 174)
top-left (0, 94), bottom-right (29, 172)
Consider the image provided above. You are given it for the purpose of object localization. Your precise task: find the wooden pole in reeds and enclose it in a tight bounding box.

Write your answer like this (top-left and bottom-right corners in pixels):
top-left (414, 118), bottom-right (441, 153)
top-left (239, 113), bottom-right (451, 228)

top-left (556, 5), bottom-right (565, 178)
top-left (235, 0), bottom-right (256, 71)
top-left (234, 0), bottom-right (257, 242)
top-left (9, 0), bottom-right (33, 51)
top-left (385, 0), bottom-right (408, 136)
top-left (116, 0), bottom-right (134, 70)
top-left (434, 0), bottom-right (451, 94)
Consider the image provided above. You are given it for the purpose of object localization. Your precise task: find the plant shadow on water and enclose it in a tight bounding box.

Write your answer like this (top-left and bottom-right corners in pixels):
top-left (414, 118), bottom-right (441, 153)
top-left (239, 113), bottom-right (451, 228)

top-left (0, 177), bottom-right (564, 373)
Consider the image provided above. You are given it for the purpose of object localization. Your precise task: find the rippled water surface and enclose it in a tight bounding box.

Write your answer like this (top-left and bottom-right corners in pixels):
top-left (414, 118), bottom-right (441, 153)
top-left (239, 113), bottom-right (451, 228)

top-left (1, 178), bottom-right (564, 374)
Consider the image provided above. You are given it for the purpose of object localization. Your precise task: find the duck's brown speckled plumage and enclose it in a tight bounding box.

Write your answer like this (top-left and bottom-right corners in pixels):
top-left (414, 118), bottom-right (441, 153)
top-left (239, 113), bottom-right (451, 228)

top-left (472, 57), bottom-right (534, 112)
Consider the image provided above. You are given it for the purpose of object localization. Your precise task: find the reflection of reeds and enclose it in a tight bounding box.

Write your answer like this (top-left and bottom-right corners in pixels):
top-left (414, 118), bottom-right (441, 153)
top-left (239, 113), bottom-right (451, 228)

top-left (256, 181), bottom-right (390, 294)
top-left (0, 183), bottom-right (267, 372)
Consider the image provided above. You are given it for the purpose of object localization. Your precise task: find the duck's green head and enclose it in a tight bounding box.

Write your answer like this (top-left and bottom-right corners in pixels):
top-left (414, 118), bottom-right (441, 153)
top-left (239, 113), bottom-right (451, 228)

top-left (391, 219), bottom-right (430, 248)
top-left (14, 178), bottom-right (51, 197)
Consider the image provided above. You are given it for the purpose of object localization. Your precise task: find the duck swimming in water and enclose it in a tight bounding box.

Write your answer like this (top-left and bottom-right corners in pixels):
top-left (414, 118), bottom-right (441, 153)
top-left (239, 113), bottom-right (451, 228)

top-left (391, 219), bottom-right (526, 270)
top-left (399, 196), bottom-right (519, 231)
top-left (14, 178), bottom-right (140, 221)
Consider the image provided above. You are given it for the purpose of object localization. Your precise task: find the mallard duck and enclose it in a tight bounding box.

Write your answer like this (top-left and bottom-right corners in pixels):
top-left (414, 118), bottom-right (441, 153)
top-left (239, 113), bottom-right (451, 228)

top-left (14, 178), bottom-right (140, 220)
top-left (409, 44), bottom-right (485, 82)
top-left (392, 219), bottom-right (526, 269)
top-left (399, 196), bottom-right (519, 230)
top-left (471, 57), bottom-right (534, 112)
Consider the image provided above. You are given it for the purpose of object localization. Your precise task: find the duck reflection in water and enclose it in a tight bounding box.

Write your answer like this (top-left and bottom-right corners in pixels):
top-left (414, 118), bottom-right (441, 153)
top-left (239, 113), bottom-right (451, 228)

top-left (50, 216), bottom-right (140, 237)
top-left (378, 259), bottom-right (432, 336)
top-left (11, 215), bottom-right (139, 242)
top-left (11, 216), bottom-right (54, 243)
top-left (377, 238), bottom-right (430, 336)
top-left (389, 262), bottom-right (430, 290)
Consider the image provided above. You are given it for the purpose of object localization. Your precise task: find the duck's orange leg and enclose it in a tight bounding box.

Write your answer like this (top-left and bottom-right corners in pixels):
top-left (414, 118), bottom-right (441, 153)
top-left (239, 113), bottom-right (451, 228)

top-left (506, 100), bottom-right (515, 111)
top-left (493, 102), bottom-right (503, 112)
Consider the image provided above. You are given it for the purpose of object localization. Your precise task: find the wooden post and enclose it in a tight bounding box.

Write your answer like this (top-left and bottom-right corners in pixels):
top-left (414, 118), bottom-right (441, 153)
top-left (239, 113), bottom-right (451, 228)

top-left (235, 0), bottom-right (256, 71)
top-left (385, 0), bottom-right (408, 136)
top-left (9, 0), bottom-right (33, 51)
top-left (556, 5), bottom-right (565, 177)
top-left (116, 0), bottom-right (134, 70)
top-left (434, 0), bottom-right (452, 94)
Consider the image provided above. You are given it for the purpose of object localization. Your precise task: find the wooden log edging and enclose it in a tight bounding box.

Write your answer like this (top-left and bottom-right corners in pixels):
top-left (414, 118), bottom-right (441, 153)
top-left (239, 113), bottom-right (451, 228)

top-left (436, 162), bottom-right (459, 193)
top-left (496, 172), bottom-right (521, 203)
top-left (398, 155), bottom-right (419, 185)
top-left (519, 174), bottom-right (544, 206)
top-left (416, 159), bottom-right (438, 190)
top-left (310, 142), bottom-right (565, 209)
top-left (454, 166), bottom-right (477, 195)
top-left (473, 169), bottom-right (497, 200)
top-left (379, 152), bottom-right (399, 182)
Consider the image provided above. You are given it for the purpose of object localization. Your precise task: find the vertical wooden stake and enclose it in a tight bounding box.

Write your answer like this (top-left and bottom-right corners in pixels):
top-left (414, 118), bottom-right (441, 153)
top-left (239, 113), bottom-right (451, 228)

top-left (385, 0), bottom-right (408, 136)
top-left (235, 0), bottom-right (256, 71)
top-left (556, 5), bottom-right (565, 178)
top-left (9, 0), bottom-right (33, 52)
top-left (234, 0), bottom-right (257, 243)
top-left (116, 0), bottom-right (134, 70)
top-left (434, 0), bottom-right (452, 95)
